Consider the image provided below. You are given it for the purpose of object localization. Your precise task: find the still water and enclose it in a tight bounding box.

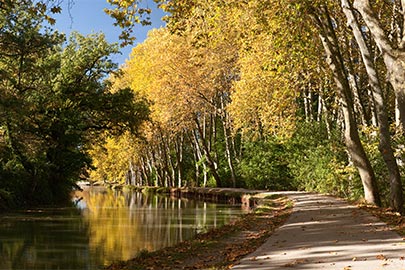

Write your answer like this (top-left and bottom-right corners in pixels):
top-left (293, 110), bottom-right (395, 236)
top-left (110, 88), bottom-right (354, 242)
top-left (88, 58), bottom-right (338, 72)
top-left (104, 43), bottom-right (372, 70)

top-left (0, 188), bottom-right (247, 270)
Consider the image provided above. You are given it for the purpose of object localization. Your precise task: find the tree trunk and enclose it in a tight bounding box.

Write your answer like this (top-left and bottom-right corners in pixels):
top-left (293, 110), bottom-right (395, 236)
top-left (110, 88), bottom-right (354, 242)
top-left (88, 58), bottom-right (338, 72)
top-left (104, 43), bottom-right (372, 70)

top-left (304, 88), bottom-right (310, 121)
top-left (312, 6), bottom-right (381, 205)
top-left (317, 94), bottom-right (323, 122)
top-left (220, 95), bottom-right (237, 187)
top-left (354, 0), bottom-right (405, 132)
top-left (195, 116), bottom-right (222, 187)
top-left (346, 44), bottom-right (367, 126)
top-left (342, 0), bottom-right (403, 213)
top-left (191, 131), bottom-right (201, 186)
top-left (368, 89), bottom-right (379, 127)
top-left (175, 134), bottom-right (184, 188)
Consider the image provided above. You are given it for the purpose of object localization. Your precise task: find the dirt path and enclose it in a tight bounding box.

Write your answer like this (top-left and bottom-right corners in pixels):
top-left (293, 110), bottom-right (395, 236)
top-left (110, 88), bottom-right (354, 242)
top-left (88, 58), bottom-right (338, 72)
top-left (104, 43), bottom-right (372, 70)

top-left (232, 192), bottom-right (405, 270)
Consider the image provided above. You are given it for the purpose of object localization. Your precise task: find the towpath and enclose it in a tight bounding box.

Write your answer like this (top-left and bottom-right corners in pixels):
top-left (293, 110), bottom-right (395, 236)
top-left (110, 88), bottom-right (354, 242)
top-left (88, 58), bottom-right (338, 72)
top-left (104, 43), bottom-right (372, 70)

top-left (232, 191), bottom-right (405, 270)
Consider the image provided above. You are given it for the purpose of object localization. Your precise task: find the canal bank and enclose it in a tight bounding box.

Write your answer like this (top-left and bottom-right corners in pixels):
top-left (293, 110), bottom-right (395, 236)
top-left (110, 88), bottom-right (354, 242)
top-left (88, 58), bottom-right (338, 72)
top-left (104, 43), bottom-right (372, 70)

top-left (105, 190), bottom-right (293, 270)
top-left (112, 185), bottom-right (268, 210)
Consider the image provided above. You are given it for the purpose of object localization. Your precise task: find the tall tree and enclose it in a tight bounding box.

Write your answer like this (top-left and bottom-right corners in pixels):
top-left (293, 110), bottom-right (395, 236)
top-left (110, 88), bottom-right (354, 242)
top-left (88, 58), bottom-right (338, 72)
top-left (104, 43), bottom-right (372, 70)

top-left (342, 0), bottom-right (403, 212)
top-left (308, 3), bottom-right (381, 205)
top-left (353, 0), bottom-right (405, 132)
top-left (0, 0), bottom-right (147, 206)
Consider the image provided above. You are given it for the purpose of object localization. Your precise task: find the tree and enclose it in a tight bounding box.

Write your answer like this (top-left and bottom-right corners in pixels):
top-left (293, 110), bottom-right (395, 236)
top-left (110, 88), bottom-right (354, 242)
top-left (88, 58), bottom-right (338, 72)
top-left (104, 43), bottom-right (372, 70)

top-left (0, 1), bottom-right (148, 206)
top-left (342, 0), bottom-right (403, 213)
top-left (103, 0), bottom-right (405, 210)
top-left (353, 0), bottom-right (405, 132)
top-left (125, 28), bottom-right (226, 187)
top-left (309, 3), bottom-right (381, 206)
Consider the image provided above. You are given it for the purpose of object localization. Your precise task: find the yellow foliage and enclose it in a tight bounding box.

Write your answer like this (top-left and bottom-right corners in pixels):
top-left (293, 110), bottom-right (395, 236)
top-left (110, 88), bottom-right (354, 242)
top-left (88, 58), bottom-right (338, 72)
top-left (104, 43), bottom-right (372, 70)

top-left (229, 32), bottom-right (297, 139)
top-left (89, 132), bottom-right (137, 184)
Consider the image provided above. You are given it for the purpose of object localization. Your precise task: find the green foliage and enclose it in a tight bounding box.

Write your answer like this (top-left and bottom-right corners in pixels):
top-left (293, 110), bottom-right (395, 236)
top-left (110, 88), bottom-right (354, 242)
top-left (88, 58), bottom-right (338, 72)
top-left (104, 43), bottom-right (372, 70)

top-left (205, 176), bottom-right (218, 188)
top-left (359, 126), bottom-right (401, 207)
top-left (0, 1), bottom-right (148, 208)
top-left (0, 188), bottom-right (13, 210)
top-left (286, 122), bottom-right (363, 200)
top-left (238, 138), bottom-right (293, 190)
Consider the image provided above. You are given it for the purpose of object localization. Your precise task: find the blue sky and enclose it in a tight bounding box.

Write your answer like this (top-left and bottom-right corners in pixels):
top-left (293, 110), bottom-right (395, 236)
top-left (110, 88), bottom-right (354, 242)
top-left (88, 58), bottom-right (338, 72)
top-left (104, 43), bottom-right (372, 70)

top-left (53, 0), bottom-right (166, 65)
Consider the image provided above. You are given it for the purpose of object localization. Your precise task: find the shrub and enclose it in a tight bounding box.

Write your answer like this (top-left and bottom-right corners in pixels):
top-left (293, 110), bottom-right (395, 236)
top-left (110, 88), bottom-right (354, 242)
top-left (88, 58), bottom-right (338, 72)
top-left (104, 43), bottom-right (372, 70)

top-left (286, 122), bottom-right (363, 200)
top-left (238, 138), bottom-right (293, 190)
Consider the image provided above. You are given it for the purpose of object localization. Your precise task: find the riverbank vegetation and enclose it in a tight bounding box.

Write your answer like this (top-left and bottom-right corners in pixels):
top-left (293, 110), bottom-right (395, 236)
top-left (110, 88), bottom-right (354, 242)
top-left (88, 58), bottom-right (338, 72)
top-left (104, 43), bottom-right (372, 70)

top-left (1, 0), bottom-right (405, 214)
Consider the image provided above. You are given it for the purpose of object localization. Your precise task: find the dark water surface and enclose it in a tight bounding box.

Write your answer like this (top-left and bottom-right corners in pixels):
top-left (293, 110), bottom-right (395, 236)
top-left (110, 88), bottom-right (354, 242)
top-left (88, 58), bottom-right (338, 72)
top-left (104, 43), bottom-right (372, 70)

top-left (0, 188), bottom-right (247, 270)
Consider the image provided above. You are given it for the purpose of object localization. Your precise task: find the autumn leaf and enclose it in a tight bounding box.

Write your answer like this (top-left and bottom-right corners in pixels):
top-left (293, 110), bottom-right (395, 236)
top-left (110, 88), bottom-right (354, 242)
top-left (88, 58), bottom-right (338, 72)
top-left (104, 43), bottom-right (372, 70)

top-left (50, 6), bottom-right (62, 13)
top-left (44, 15), bottom-right (56, 25)
top-left (376, 254), bottom-right (387, 260)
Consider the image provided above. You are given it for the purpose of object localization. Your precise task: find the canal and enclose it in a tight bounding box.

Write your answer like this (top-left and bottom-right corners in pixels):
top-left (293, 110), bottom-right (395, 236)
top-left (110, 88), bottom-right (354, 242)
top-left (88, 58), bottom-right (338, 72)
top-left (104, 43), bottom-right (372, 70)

top-left (0, 187), bottom-right (248, 270)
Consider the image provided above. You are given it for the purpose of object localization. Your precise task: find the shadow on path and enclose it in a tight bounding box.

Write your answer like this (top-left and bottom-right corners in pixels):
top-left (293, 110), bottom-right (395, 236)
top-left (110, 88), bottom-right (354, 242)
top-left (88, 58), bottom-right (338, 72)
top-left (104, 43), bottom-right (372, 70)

top-left (232, 192), bottom-right (405, 270)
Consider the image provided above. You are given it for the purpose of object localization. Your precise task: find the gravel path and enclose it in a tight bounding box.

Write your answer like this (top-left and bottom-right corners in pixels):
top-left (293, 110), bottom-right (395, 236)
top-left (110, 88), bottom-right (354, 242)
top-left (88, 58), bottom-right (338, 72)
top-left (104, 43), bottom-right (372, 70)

top-left (232, 191), bottom-right (405, 270)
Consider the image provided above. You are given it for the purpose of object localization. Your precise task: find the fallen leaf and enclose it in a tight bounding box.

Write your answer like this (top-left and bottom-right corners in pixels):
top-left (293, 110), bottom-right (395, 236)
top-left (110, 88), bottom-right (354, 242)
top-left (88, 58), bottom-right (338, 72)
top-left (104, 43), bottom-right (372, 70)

top-left (376, 254), bottom-right (387, 260)
top-left (282, 259), bottom-right (308, 267)
top-left (343, 266), bottom-right (352, 270)
top-left (283, 262), bottom-right (295, 267)
top-left (352, 257), bottom-right (357, 261)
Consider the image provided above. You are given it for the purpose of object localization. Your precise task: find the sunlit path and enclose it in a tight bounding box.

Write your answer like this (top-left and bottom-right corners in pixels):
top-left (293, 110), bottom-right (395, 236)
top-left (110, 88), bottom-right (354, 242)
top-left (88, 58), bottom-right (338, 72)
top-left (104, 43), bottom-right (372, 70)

top-left (232, 192), bottom-right (405, 270)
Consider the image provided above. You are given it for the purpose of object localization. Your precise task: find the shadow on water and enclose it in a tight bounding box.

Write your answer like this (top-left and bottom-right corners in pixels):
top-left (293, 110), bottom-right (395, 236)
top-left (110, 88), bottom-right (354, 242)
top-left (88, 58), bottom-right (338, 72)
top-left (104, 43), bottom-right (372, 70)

top-left (0, 188), bottom-right (247, 270)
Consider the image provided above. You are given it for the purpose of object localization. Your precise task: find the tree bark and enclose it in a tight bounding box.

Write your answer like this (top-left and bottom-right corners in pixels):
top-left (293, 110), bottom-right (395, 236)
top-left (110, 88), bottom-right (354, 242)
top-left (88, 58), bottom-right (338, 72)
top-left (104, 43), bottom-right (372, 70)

top-left (342, 0), bottom-right (403, 213)
top-left (220, 95), bottom-right (237, 187)
top-left (312, 5), bottom-right (381, 206)
top-left (175, 134), bottom-right (184, 188)
top-left (346, 40), bottom-right (367, 126)
top-left (194, 116), bottom-right (222, 187)
top-left (354, 0), bottom-right (405, 132)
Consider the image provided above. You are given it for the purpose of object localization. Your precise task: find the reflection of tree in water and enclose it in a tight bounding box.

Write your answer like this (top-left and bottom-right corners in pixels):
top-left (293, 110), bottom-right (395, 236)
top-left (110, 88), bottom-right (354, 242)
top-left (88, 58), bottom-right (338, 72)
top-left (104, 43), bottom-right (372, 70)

top-left (0, 208), bottom-right (91, 270)
top-left (81, 189), bottom-right (242, 265)
top-left (0, 189), bottom-right (243, 269)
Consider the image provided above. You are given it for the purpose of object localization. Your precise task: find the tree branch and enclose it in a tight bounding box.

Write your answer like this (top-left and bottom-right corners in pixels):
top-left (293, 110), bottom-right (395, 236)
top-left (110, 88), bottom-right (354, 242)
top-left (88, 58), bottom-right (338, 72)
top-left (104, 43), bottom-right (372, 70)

top-left (401, 0), bottom-right (405, 47)
top-left (353, 0), bottom-right (395, 55)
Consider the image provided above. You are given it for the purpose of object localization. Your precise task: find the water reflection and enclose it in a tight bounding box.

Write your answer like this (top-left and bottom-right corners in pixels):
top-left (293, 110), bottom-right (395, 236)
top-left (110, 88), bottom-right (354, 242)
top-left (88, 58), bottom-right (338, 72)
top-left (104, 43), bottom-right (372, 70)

top-left (0, 188), bottom-right (246, 270)
top-left (0, 208), bottom-right (91, 270)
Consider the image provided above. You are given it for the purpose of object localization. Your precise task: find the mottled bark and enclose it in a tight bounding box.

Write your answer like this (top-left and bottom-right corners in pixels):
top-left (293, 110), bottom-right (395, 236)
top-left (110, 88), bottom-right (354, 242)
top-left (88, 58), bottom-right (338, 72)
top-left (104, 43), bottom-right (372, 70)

top-left (342, 0), bottom-right (403, 213)
top-left (347, 59), bottom-right (367, 125)
top-left (220, 95), bottom-right (236, 188)
top-left (400, 0), bottom-right (405, 46)
top-left (175, 135), bottom-right (184, 188)
top-left (354, 0), bottom-right (405, 132)
top-left (195, 117), bottom-right (222, 187)
top-left (312, 6), bottom-right (381, 205)
top-left (317, 93), bottom-right (323, 122)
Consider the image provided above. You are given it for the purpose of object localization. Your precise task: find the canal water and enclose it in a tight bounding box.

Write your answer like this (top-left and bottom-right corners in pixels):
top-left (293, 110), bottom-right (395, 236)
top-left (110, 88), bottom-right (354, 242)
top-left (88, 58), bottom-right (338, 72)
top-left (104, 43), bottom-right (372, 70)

top-left (0, 187), bottom-right (248, 270)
